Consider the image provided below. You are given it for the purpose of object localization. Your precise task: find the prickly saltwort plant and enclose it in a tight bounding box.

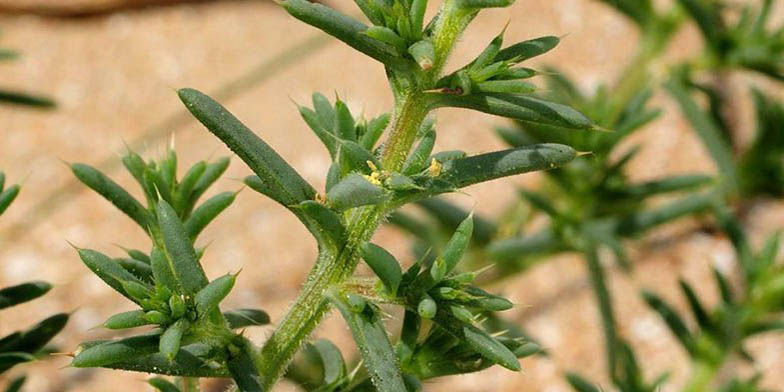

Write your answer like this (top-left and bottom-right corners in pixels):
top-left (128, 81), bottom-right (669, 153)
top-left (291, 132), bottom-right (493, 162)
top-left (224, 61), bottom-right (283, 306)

top-left (0, 37), bottom-right (54, 108)
top-left (566, 206), bottom-right (784, 392)
top-left (0, 171), bottom-right (69, 390)
top-left (392, 1), bottom-right (784, 390)
top-left (69, 0), bottom-right (601, 390)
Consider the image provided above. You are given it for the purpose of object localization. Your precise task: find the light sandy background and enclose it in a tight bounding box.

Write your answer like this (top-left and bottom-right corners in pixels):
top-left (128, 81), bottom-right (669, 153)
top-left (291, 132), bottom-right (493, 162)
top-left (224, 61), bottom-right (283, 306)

top-left (1, 1), bottom-right (783, 391)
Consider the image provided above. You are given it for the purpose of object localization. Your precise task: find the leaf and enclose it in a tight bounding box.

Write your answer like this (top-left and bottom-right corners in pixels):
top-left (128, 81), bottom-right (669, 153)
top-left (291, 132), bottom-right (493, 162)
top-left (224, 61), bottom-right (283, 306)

top-left (73, 334), bottom-right (161, 368)
top-left (78, 248), bottom-right (150, 304)
top-left (71, 163), bottom-right (149, 229)
top-left (90, 342), bottom-right (229, 377)
top-left (616, 193), bottom-right (714, 235)
top-left (115, 258), bottom-right (154, 283)
top-left (224, 309), bottom-right (271, 329)
top-left (227, 341), bottom-right (264, 392)
top-left (330, 292), bottom-right (407, 392)
top-left (159, 319), bottom-right (188, 361)
top-left (461, 324), bottom-right (520, 371)
top-left (178, 88), bottom-right (316, 209)
top-left (4, 376), bottom-right (26, 392)
top-left (416, 198), bottom-right (497, 244)
top-left (294, 200), bottom-right (347, 249)
top-left (156, 200), bottom-right (209, 295)
top-left (183, 191), bottom-right (236, 240)
top-left (487, 229), bottom-right (562, 261)
top-left (103, 310), bottom-right (153, 330)
top-left (0, 184), bottom-right (20, 216)
top-left (620, 174), bottom-right (713, 198)
top-left (194, 273), bottom-right (236, 317)
top-left (403, 131), bottom-right (436, 175)
top-left (565, 372), bottom-right (601, 392)
top-left (678, 279), bottom-right (712, 331)
top-left (327, 173), bottom-right (388, 210)
top-left (0, 281), bottom-right (52, 310)
top-left (1, 313), bottom-right (68, 354)
top-left (441, 214), bottom-right (473, 274)
top-left (666, 74), bottom-right (737, 193)
top-left (0, 90), bottom-right (55, 108)
top-left (281, 0), bottom-right (410, 69)
top-left (435, 144), bottom-right (576, 190)
top-left (148, 378), bottom-right (181, 392)
top-left (642, 290), bottom-right (694, 354)
top-left (185, 157), bottom-right (231, 214)
top-left (0, 353), bottom-right (35, 373)
top-left (432, 93), bottom-right (594, 129)
top-left (360, 243), bottom-right (403, 294)
top-left (310, 339), bottom-right (346, 386)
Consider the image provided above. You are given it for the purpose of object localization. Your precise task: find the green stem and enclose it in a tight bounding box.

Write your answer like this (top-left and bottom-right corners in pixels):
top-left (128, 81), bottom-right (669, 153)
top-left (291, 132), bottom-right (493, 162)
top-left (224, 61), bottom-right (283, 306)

top-left (585, 246), bottom-right (620, 384)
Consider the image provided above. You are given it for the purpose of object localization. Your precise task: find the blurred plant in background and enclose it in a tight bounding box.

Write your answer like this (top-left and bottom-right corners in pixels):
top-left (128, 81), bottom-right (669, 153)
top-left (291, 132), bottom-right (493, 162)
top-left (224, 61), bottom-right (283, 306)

top-left (0, 35), bottom-right (54, 108)
top-left (0, 171), bottom-right (68, 391)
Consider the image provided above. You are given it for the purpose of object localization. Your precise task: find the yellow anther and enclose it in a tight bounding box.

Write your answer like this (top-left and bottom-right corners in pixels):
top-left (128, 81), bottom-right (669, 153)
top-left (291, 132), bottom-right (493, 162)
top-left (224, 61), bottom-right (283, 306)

top-left (427, 158), bottom-right (442, 177)
top-left (315, 193), bottom-right (327, 204)
top-left (366, 160), bottom-right (378, 172)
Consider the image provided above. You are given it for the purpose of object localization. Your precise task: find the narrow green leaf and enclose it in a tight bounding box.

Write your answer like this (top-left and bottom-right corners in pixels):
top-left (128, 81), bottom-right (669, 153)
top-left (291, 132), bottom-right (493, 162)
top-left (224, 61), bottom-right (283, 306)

top-left (0, 185), bottom-right (20, 216)
top-left (71, 163), bottom-right (149, 228)
top-left (0, 281), bottom-right (52, 309)
top-left (151, 247), bottom-right (180, 294)
top-left (1, 313), bottom-right (68, 354)
top-left (115, 258), bottom-right (154, 282)
top-left (462, 324), bottom-right (520, 370)
top-left (227, 341), bottom-right (264, 392)
top-left (194, 273), bottom-right (236, 317)
top-left (156, 200), bottom-right (209, 295)
top-left (178, 88), bottom-right (316, 209)
top-left (330, 292), bottom-right (407, 392)
top-left (0, 353), bottom-right (34, 373)
top-left (0, 90), bottom-right (55, 108)
top-left (496, 36), bottom-right (560, 63)
top-left (311, 339), bottom-right (346, 386)
top-left (186, 157), bottom-right (231, 213)
top-left (457, 0), bottom-right (515, 9)
top-left (360, 243), bottom-right (403, 294)
top-left (666, 76), bottom-right (737, 193)
top-left (360, 113), bottom-right (390, 150)
top-left (678, 279), bottom-right (712, 331)
top-left (441, 214), bottom-right (473, 273)
top-left (642, 290), bottom-right (694, 354)
top-left (73, 333), bottom-right (160, 368)
top-left (281, 0), bottom-right (409, 69)
top-left (148, 378), bottom-right (181, 392)
top-left (436, 144), bottom-right (576, 189)
top-left (183, 191), bottom-right (236, 240)
top-left (78, 248), bottom-right (149, 303)
top-left (565, 372), bottom-right (601, 392)
top-left (224, 309), bottom-right (271, 329)
top-left (335, 99), bottom-right (357, 141)
top-left (403, 131), bottom-right (436, 175)
top-left (298, 104), bottom-right (337, 158)
top-left (160, 319), bottom-right (188, 361)
top-left (432, 93), bottom-right (593, 129)
top-left (103, 310), bottom-right (153, 330)
top-left (4, 376), bottom-right (26, 392)
top-left (295, 200), bottom-right (347, 249)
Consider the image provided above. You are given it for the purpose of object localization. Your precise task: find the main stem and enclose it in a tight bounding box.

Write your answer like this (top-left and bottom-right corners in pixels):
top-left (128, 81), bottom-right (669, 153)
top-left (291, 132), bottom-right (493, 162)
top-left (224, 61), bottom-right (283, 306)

top-left (256, 3), bottom-right (471, 388)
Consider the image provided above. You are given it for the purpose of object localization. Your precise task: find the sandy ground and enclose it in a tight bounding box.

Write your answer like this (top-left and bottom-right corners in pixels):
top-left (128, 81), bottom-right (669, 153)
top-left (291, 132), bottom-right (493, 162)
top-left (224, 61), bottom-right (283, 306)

top-left (1, 1), bottom-right (783, 391)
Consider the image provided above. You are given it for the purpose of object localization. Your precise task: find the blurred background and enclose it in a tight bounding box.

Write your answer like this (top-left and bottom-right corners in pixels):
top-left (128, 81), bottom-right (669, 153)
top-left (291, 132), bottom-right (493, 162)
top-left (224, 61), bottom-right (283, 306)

top-left (1, 0), bottom-right (783, 391)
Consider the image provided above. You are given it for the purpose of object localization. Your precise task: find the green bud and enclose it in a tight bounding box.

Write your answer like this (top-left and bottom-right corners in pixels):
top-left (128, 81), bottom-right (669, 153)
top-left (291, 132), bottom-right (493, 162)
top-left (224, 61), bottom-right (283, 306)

top-left (160, 319), bottom-right (189, 361)
top-left (477, 80), bottom-right (536, 94)
top-left (121, 280), bottom-right (153, 302)
top-left (417, 296), bottom-right (437, 319)
top-left (364, 26), bottom-right (407, 53)
top-left (194, 273), bottom-right (237, 317)
top-left (144, 310), bottom-right (168, 325)
top-left (347, 293), bottom-right (367, 313)
top-left (103, 310), bottom-right (152, 330)
top-left (169, 294), bottom-right (186, 319)
top-left (450, 305), bottom-right (475, 323)
top-left (408, 40), bottom-right (435, 70)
